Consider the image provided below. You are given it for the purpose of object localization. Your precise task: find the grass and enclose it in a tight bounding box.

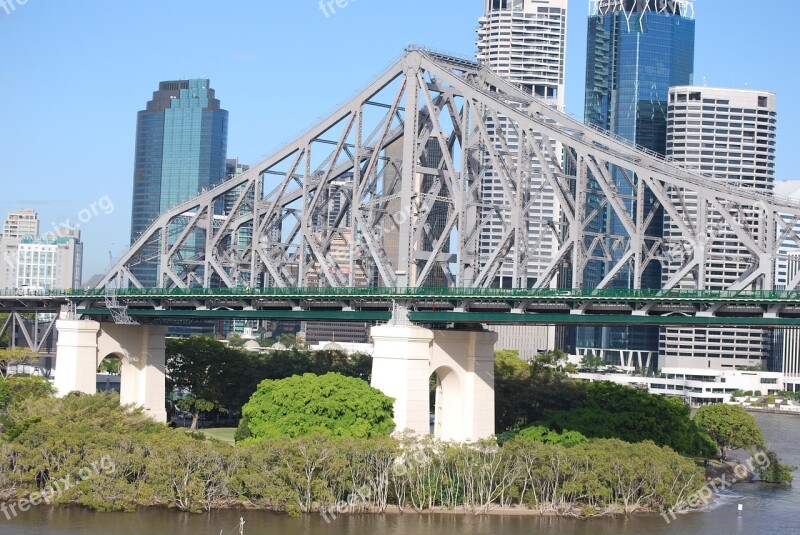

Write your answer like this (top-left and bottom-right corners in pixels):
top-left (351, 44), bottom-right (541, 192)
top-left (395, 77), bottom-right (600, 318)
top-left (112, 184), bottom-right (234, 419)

top-left (181, 427), bottom-right (237, 443)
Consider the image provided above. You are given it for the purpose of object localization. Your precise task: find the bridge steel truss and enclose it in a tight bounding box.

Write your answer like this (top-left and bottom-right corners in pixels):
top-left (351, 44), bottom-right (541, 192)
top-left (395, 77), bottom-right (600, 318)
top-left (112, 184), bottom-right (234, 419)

top-left (98, 49), bottom-right (800, 299)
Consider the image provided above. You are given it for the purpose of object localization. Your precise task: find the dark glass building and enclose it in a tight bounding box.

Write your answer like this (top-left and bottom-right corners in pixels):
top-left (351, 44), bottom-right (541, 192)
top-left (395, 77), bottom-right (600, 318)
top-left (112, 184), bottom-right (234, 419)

top-left (130, 79), bottom-right (228, 287)
top-left (575, 0), bottom-right (695, 366)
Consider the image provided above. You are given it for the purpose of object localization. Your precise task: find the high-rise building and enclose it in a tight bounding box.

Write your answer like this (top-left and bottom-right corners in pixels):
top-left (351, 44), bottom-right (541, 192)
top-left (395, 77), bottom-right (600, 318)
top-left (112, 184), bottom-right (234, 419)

top-left (2, 209), bottom-right (39, 239)
top-left (476, 0), bottom-right (567, 287)
top-left (575, 0), bottom-right (695, 367)
top-left (130, 79), bottom-right (229, 287)
top-left (0, 209), bottom-right (82, 290)
top-left (14, 233), bottom-right (83, 290)
top-left (660, 87), bottom-right (777, 370)
top-left (477, 0), bottom-right (567, 101)
top-left (476, 0), bottom-right (568, 359)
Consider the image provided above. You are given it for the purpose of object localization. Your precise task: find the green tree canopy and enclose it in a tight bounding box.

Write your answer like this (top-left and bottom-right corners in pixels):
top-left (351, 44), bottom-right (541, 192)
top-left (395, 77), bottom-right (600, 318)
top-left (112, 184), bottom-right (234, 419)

top-left (517, 424), bottom-right (588, 446)
top-left (494, 350), bottom-right (587, 433)
top-left (538, 382), bottom-right (717, 457)
top-left (0, 375), bottom-right (55, 412)
top-left (695, 403), bottom-right (765, 459)
top-left (166, 337), bottom-right (255, 429)
top-left (0, 348), bottom-right (38, 379)
top-left (240, 373), bottom-right (395, 440)
top-left (580, 353), bottom-right (604, 371)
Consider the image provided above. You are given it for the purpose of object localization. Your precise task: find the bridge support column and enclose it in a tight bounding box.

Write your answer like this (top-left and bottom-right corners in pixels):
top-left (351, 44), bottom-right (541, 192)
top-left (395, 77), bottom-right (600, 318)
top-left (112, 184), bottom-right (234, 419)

top-left (55, 320), bottom-right (168, 423)
top-left (54, 320), bottom-right (102, 396)
top-left (371, 325), bottom-right (434, 436)
top-left (430, 329), bottom-right (497, 442)
top-left (370, 325), bottom-right (497, 442)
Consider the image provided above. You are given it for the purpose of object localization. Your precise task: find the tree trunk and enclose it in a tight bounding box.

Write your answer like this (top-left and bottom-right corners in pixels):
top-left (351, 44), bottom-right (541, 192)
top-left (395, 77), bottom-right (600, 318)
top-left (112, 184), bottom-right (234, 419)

top-left (191, 413), bottom-right (199, 430)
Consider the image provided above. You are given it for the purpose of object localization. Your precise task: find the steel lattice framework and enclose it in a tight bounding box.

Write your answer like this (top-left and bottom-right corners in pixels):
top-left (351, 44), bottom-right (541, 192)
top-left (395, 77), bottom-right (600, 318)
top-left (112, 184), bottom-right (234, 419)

top-left (98, 48), bottom-right (800, 297)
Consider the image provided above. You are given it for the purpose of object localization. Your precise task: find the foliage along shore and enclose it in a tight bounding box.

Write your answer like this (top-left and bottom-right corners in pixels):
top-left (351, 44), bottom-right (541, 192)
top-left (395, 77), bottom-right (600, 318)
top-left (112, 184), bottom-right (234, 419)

top-left (0, 391), bottom-right (706, 518)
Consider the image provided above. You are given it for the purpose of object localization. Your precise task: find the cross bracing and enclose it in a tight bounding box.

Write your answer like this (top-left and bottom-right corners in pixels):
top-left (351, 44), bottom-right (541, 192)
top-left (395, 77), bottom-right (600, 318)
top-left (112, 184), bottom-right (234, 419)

top-left (97, 48), bottom-right (800, 296)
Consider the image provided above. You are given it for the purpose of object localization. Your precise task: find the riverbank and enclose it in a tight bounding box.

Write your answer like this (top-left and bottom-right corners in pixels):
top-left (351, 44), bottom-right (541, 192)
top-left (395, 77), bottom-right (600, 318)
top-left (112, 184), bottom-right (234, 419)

top-left (5, 412), bottom-right (799, 535)
top-left (0, 394), bottom-right (711, 520)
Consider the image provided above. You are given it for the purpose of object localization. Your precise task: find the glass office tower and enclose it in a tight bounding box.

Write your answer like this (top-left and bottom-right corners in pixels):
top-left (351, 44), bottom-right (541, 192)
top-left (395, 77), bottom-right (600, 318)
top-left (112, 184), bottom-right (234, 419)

top-left (130, 80), bottom-right (228, 287)
top-left (575, 0), bottom-right (695, 367)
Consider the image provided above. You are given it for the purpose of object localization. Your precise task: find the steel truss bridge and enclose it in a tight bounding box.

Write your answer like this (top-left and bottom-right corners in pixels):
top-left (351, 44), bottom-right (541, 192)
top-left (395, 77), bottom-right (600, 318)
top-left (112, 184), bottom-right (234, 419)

top-left (65, 47), bottom-right (800, 323)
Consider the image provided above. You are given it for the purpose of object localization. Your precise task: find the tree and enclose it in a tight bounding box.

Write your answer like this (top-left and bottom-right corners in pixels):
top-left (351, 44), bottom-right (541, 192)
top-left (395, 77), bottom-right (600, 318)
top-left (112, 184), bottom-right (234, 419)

top-left (98, 356), bottom-right (121, 374)
top-left (0, 375), bottom-right (55, 411)
top-left (531, 349), bottom-right (570, 373)
top-left (0, 313), bottom-right (8, 347)
top-left (267, 332), bottom-right (304, 349)
top-left (539, 382), bottom-right (717, 457)
top-left (0, 348), bottom-right (37, 379)
top-left (240, 373), bottom-right (395, 439)
top-left (758, 450), bottom-right (795, 486)
top-left (517, 424), bottom-right (588, 447)
top-left (695, 404), bottom-right (765, 460)
top-left (494, 349), bottom-right (587, 433)
top-left (227, 333), bottom-right (247, 349)
top-left (580, 353), bottom-right (604, 372)
top-left (494, 350), bottom-right (534, 431)
top-left (166, 337), bottom-right (254, 429)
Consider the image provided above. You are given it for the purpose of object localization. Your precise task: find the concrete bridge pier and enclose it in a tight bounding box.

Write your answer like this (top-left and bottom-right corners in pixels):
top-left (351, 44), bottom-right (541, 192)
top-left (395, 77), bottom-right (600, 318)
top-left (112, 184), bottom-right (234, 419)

top-left (370, 324), bottom-right (497, 442)
top-left (54, 320), bottom-right (168, 423)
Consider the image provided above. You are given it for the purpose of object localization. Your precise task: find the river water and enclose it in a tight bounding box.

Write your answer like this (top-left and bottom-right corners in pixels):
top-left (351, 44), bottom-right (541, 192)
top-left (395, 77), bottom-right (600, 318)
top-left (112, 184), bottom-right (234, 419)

top-left (3, 412), bottom-right (798, 535)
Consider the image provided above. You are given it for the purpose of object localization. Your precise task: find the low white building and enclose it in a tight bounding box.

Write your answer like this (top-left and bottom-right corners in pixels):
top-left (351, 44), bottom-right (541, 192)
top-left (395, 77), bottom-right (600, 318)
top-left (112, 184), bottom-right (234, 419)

top-left (576, 367), bottom-right (786, 405)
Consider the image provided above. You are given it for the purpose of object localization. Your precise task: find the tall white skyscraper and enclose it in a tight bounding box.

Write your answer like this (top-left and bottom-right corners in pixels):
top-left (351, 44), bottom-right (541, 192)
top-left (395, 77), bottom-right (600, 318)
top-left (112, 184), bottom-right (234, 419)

top-left (477, 0), bottom-right (567, 103)
top-left (660, 86), bottom-right (777, 370)
top-left (476, 0), bottom-right (568, 358)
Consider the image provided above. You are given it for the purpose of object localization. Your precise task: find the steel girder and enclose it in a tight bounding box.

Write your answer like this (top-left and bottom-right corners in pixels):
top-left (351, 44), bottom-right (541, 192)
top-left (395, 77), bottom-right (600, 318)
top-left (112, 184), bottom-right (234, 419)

top-left (97, 48), bottom-right (800, 293)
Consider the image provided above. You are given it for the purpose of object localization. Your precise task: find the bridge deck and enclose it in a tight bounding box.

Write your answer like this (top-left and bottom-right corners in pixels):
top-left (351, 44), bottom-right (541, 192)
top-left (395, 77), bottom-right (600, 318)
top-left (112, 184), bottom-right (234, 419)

top-left (3, 286), bottom-right (800, 304)
top-left (2, 288), bottom-right (799, 326)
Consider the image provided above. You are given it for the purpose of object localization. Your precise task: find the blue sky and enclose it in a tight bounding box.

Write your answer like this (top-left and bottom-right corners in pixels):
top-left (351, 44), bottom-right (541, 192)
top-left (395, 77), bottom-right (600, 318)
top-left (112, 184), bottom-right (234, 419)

top-left (0, 0), bottom-right (797, 279)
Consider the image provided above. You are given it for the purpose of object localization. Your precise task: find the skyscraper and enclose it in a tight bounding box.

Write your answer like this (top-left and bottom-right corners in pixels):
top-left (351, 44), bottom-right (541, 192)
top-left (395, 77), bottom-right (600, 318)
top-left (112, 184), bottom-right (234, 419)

top-left (2, 209), bottom-right (39, 239)
top-left (477, 0), bottom-right (567, 102)
top-left (130, 79), bottom-right (229, 287)
top-left (476, 0), bottom-right (568, 359)
top-left (0, 209), bottom-right (82, 290)
top-left (575, 0), bottom-right (695, 367)
top-left (660, 87), bottom-right (777, 370)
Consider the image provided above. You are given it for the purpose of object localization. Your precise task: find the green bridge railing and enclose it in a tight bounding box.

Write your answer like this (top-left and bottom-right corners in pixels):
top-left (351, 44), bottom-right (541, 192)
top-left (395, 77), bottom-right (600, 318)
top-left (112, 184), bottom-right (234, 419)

top-left (3, 286), bottom-right (800, 302)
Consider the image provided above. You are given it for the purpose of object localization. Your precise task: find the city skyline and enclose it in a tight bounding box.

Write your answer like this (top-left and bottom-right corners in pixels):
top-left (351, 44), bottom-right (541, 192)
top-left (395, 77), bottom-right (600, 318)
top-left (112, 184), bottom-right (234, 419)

top-left (1, 0), bottom-right (798, 280)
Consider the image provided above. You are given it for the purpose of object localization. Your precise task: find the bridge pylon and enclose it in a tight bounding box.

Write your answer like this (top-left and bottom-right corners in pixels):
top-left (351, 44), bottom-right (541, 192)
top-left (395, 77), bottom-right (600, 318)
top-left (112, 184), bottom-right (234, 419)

top-left (54, 320), bottom-right (167, 422)
top-left (371, 322), bottom-right (497, 442)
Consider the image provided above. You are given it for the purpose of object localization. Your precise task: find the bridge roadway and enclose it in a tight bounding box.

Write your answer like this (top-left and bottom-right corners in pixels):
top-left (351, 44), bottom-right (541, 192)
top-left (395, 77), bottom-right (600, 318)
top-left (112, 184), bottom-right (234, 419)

top-left (2, 287), bottom-right (800, 326)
